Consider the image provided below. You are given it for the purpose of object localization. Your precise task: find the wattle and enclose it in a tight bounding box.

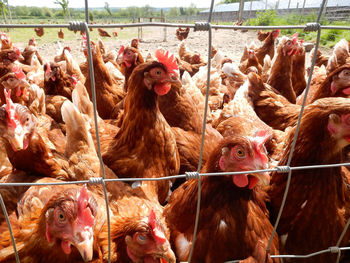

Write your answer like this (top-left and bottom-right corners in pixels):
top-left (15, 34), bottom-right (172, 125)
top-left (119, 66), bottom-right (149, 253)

top-left (154, 83), bottom-right (171, 96)
top-left (233, 174), bottom-right (249, 188)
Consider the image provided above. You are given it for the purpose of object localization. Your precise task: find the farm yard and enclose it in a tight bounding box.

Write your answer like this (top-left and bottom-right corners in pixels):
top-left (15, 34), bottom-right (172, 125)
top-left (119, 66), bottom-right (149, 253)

top-left (0, 0), bottom-right (350, 262)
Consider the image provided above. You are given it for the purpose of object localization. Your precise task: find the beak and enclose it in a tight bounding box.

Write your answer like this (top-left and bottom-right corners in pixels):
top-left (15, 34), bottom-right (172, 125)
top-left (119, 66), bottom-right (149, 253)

top-left (9, 129), bottom-right (26, 151)
top-left (72, 227), bottom-right (94, 262)
top-left (155, 243), bottom-right (176, 263)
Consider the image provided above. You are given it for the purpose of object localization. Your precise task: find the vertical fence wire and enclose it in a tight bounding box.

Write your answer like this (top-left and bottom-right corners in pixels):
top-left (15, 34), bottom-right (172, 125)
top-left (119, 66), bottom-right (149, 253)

top-left (187, 0), bottom-right (215, 261)
top-left (0, 0), bottom-right (349, 262)
top-left (0, 193), bottom-right (20, 263)
top-left (266, 0), bottom-right (326, 255)
top-left (81, 2), bottom-right (111, 261)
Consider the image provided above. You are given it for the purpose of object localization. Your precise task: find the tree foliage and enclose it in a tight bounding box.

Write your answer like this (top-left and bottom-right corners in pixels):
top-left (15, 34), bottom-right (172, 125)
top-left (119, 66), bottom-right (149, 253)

top-left (54, 0), bottom-right (70, 19)
top-left (104, 2), bottom-right (112, 16)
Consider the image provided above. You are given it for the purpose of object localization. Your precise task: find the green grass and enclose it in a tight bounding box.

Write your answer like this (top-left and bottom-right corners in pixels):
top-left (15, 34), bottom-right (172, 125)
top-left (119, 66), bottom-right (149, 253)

top-left (0, 18), bottom-right (138, 44)
top-left (0, 26), bottom-right (138, 45)
top-left (245, 11), bottom-right (350, 48)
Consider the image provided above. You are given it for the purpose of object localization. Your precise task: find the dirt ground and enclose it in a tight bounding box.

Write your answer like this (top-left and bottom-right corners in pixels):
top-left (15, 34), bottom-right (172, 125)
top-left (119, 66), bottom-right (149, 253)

top-left (27, 27), bottom-right (332, 66)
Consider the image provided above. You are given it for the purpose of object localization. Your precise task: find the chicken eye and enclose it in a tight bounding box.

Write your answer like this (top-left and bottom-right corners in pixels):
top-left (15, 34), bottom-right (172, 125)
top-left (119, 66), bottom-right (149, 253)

top-left (57, 211), bottom-right (66, 222)
top-left (155, 69), bottom-right (162, 76)
top-left (136, 234), bottom-right (148, 245)
top-left (54, 208), bottom-right (67, 224)
top-left (234, 146), bottom-right (246, 159)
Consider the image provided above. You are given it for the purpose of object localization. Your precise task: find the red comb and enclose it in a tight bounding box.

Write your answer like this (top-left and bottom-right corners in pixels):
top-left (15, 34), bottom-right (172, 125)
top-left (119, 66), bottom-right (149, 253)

top-left (13, 46), bottom-right (20, 56)
top-left (4, 89), bottom-right (17, 129)
top-left (149, 210), bottom-right (166, 244)
top-left (155, 49), bottom-right (178, 74)
top-left (77, 185), bottom-right (94, 227)
top-left (12, 65), bottom-right (26, 80)
top-left (118, 45), bottom-right (125, 56)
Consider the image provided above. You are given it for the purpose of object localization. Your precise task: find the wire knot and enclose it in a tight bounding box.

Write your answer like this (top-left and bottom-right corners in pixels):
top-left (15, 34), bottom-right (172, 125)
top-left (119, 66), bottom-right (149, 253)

top-left (276, 166), bottom-right (291, 173)
top-left (329, 246), bottom-right (340, 253)
top-left (185, 171), bottom-right (200, 180)
top-left (68, 21), bottom-right (87, 32)
top-left (89, 177), bottom-right (104, 184)
top-left (194, 22), bottom-right (211, 32)
top-left (304, 22), bottom-right (321, 32)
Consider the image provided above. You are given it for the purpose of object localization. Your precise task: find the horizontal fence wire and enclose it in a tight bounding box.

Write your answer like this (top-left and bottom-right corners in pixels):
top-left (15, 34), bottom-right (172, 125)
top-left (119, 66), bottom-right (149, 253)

top-left (0, 23), bottom-right (349, 31)
top-left (0, 0), bottom-right (349, 262)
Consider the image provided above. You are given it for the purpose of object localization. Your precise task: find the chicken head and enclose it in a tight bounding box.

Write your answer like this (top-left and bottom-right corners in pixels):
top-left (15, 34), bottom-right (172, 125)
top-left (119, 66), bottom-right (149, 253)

top-left (2, 65), bottom-right (30, 97)
top-left (0, 89), bottom-right (35, 151)
top-left (142, 49), bottom-right (181, 96)
top-left (119, 46), bottom-right (138, 68)
top-left (327, 113), bottom-right (350, 149)
top-left (281, 33), bottom-right (299, 56)
top-left (218, 130), bottom-right (271, 189)
top-left (124, 210), bottom-right (175, 263)
top-left (45, 185), bottom-right (97, 262)
top-left (330, 68), bottom-right (350, 95)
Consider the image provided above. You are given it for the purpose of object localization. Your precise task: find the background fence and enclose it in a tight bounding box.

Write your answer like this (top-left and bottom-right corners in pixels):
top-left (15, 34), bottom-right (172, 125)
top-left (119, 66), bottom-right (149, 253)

top-left (0, 0), bottom-right (350, 262)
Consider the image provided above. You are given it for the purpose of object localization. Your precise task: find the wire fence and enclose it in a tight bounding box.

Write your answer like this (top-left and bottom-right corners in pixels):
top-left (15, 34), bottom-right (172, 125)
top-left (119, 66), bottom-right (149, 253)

top-left (1, 0), bottom-right (350, 262)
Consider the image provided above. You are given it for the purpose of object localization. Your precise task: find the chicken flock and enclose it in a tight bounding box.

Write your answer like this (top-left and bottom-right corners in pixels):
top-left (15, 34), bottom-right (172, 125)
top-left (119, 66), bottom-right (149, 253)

top-left (0, 25), bottom-right (349, 263)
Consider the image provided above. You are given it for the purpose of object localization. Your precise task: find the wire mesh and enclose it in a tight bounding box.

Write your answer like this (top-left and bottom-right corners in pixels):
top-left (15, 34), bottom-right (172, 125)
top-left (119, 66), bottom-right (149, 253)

top-left (0, 0), bottom-right (349, 262)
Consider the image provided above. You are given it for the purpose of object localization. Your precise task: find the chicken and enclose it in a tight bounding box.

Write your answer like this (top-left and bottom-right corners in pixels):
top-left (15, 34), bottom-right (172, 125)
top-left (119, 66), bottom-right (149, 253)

top-left (63, 47), bottom-right (86, 84)
top-left (98, 28), bottom-right (111, 37)
top-left (220, 62), bottom-right (247, 101)
top-left (255, 29), bottom-right (279, 66)
top-left (20, 37), bottom-right (43, 66)
top-left (326, 39), bottom-right (350, 74)
top-left (131, 38), bottom-right (139, 49)
top-left (58, 28), bottom-right (64, 39)
top-left (158, 70), bottom-right (222, 175)
top-left (297, 64), bottom-right (350, 105)
top-left (310, 48), bottom-right (329, 67)
top-left (239, 49), bottom-right (262, 75)
top-left (44, 62), bottom-right (76, 100)
top-left (0, 65), bottom-right (30, 105)
top-left (164, 134), bottom-right (279, 262)
top-left (0, 89), bottom-right (68, 179)
top-left (257, 30), bottom-right (270, 41)
top-left (118, 45), bottom-right (144, 92)
top-left (103, 49), bottom-right (181, 204)
top-left (179, 41), bottom-right (205, 65)
top-left (113, 28), bottom-right (118, 37)
top-left (34, 27), bottom-right (44, 37)
top-left (0, 48), bottom-right (23, 79)
top-left (267, 33), bottom-right (300, 103)
top-left (80, 41), bottom-right (124, 119)
top-left (25, 54), bottom-right (44, 88)
top-left (54, 45), bottom-right (71, 63)
top-left (176, 56), bottom-right (205, 77)
top-left (176, 27), bottom-right (190, 41)
top-left (0, 180), bottom-right (105, 262)
top-left (291, 40), bottom-right (306, 96)
top-left (247, 72), bottom-right (300, 131)
top-left (0, 32), bottom-right (12, 50)
top-left (98, 198), bottom-right (175, 262)
top-left (269, 97), bottom-right (350, 262)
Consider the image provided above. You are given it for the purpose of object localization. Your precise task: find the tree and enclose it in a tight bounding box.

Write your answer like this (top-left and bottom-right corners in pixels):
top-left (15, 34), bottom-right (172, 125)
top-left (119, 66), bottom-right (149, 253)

top-left (168, 7), bottom-right (180, 17)
top-left (104, 2), bottom-right (112, 16)
top-left (0, 0), bottom-right (8, 24)
top-left (54, 0), bottom-right (71, 20)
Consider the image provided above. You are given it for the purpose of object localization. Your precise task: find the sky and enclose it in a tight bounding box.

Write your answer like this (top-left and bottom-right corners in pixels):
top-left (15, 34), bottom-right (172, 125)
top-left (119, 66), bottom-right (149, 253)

top-left (8, 0), bottom-right (221, 8)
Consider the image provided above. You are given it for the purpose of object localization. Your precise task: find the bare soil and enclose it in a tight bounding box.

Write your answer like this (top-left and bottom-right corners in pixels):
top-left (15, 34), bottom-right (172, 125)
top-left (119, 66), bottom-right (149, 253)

top-left (31, 27), bottom-right (332, 66)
